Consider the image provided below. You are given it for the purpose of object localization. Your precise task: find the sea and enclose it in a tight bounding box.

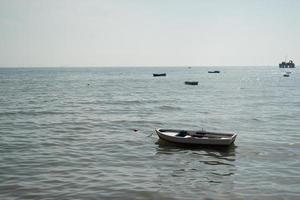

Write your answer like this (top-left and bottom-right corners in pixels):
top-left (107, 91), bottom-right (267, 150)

top-left (0, 66), bottom-right (299, 200)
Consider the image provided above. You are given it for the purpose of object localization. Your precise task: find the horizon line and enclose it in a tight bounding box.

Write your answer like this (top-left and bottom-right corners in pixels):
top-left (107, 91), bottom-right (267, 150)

top-left (0, 65), bottom-right (285, 68)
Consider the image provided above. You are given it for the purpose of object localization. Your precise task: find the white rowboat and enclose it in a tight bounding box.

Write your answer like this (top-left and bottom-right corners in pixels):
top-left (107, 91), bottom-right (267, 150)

top-left (156, 128), bottom-right (237, 146)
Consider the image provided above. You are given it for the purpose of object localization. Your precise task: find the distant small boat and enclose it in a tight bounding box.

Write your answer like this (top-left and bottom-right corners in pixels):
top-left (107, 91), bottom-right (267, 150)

top-left (279, 60), bottom-right (295, 68)
top-left (184, 81), bottom-right (198, 85)
top-left (155, 129), bottom-right (237, 146)
top-left (283, 73), bottom-right (290, 77)
top-left (208, 70), bottom-right (220, 73)
top-left (153, 73), bottom-right (166, 77)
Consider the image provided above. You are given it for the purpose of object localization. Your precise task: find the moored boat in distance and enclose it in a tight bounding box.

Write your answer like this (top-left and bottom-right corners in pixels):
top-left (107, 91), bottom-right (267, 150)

top-left (184, 81), bottom-right (198, 85)
top-left (208, 70), bottom-right (220, 73)
top-left (153, 73), bottom-right (166, 77)
top-left (155, 129), bottom-right (237, 146)
top-left (279, 60), bottom-right (295, 68)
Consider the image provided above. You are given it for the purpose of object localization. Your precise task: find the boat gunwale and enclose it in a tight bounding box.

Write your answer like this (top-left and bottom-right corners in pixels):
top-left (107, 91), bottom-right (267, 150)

top-left (156, 128), bottom-right (236, 138)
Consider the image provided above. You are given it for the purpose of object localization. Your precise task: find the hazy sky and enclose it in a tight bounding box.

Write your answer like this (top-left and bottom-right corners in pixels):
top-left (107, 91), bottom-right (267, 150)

top-left (0, 0), bottom-right (299, 67)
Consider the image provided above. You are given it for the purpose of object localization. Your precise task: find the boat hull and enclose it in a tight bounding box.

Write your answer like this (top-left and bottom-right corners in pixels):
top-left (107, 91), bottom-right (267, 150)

top-left (208, 70), bottom-right (220, 73)
top-left (153, 73), bottom-right (166, 77)
top-left (156, 129), bottom-right (237, 146)
top-left (184, 81), bottom-right (198, 85)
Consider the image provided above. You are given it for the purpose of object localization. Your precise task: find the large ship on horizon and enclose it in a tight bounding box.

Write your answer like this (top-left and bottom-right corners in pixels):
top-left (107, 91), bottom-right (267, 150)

top-left (279, 59), bottom-right (295, 68)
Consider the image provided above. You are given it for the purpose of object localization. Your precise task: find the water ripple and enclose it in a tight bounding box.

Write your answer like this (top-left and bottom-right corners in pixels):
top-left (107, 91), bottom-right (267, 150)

top-left (0, 67), bottom-right (300, 200)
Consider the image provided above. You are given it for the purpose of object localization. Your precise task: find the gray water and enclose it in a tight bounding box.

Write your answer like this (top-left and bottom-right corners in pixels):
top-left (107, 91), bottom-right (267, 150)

top-left (0, 67), bottom-right (299, 200)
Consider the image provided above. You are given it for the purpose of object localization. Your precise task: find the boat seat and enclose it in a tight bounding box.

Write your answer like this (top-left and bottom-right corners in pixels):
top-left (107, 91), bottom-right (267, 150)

top-left (176, 131), bottom-right (188, 137)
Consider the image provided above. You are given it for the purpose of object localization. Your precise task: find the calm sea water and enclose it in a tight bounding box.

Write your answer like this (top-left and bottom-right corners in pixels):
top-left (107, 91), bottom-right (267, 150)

top-left (0, 67), bottom-right (299, 200)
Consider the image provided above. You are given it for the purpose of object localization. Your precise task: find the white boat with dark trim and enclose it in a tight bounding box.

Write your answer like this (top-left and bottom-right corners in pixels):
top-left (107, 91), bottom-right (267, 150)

top-left (155, 128), bottom-right (237, 146)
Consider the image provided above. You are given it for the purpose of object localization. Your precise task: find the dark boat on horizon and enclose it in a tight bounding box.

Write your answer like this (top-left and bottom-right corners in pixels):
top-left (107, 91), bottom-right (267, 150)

top-left (279, 60), bottom-right (295, 68)
top-left (185, 81), bottom-right (198, 85)
top-left (153, 73), bottom-right (166, 77)
top-left (208, 70), bottom-right (220, 73)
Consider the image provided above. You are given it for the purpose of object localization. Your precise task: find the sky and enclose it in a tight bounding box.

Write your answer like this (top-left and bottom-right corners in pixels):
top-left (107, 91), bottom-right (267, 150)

top-left (0, 0), bottom-right (299, 67)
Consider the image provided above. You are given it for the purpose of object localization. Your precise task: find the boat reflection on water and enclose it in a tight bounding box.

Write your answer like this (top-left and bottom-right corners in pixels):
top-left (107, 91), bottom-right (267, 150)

top-left (152, 138), bottom-right (238, 198)
top-left (155, 138), bottom-right (237, 167)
